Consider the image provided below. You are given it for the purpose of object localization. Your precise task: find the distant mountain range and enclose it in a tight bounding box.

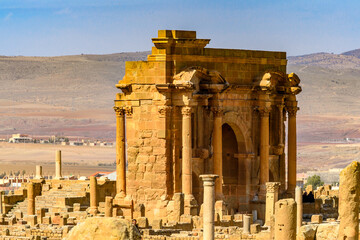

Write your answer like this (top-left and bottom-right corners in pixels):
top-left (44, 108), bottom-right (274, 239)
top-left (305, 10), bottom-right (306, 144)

top-left (1, 49), bottom-right (360, 143)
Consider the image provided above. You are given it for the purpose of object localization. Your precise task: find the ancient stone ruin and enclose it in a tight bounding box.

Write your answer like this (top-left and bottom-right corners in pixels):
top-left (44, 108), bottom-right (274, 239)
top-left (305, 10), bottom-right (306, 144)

top-left (0, 30), bottom-right (357, 240)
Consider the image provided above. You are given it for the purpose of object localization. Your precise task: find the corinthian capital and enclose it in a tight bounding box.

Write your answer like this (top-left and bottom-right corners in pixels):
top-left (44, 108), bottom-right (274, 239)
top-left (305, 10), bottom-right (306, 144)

top-left (211, 107), bottom-right (223, 117)
top-left (258, 106), bottom-right (271, 117)
top-left (158, 106), bottom-right (172, 117)
top-left (265, 182), bottom-right (281, 193)
top-left (181, 106), bottom-right (192, 116)
top-left (113, 106), bottom-right (125, 116)
top-left (286, 106), bottom-right (299, 117)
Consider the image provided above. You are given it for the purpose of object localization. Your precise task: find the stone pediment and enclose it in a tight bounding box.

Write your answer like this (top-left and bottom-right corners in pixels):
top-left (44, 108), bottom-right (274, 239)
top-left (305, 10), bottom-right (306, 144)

top-left (172, 66), bottom-right (229, 93)
top-left (255, 71), bottom-right (301, 94)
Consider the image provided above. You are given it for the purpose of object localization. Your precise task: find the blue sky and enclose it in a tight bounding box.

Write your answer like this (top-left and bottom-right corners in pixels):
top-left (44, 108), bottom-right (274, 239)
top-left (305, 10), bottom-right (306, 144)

top-left (0, 0), bottom-right (359, 56)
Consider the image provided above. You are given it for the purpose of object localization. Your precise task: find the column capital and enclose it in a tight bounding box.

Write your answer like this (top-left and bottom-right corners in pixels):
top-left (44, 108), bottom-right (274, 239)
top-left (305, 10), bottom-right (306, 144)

top-left (124, 106), bottom-right (133, 116)
top-left (211, 107), bottom-right (223, 117)
top-left (266, 182), bottom-right (281, 193)
top-left (276, 104), bottom-right (285, 111)
top-left (158, 106), bottom-right (172, 117)
top-left (258, 106), bottom-right (271, 117)
top-left (113, 106), bottom-right (125, 116)
top-left (181, 106), bottom-right (192, 116)
top-left (200, 174), bottom-right (219, 186)
top-left (286, 106), bottom-right (299, 117)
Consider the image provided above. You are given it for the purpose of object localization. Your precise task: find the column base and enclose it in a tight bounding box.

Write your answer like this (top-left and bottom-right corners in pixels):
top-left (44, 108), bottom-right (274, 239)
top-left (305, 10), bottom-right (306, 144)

top-left (54, 177), bottom-right (64, 180)
top-left (184, 194), bottom-right (198, 216)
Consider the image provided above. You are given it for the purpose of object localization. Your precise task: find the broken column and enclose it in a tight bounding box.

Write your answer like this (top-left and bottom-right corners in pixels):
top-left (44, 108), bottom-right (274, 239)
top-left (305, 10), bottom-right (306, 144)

top-left (265, 182), bottom-right (280, 225)
top-left (295, 186), bottom-right (303, 234)
top-left (338, 161), bottom-right (360, 240)
top-left (243, 214), bottom-right (251, 234)
top-left (89, 176), bottom-right (98, 215)
top-left (35, 165), bottom-right (43, 180)
top-left (105, 196), bottom-right (113, 217)
top-left (200, 174), bottom-right (218, 240)
top-left (27, 182), bottom-right (35, 215)
top-left (274, 199), bottom-right (296, 240)
top-left (55, 150), bottom-right (63, 179)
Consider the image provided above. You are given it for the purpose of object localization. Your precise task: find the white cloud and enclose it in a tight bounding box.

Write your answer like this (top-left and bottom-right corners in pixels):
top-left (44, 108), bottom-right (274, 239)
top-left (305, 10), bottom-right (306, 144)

top-left (4, 12), bottom-right (13, 21)
top-left (54, 8), bottom-right (71, 15)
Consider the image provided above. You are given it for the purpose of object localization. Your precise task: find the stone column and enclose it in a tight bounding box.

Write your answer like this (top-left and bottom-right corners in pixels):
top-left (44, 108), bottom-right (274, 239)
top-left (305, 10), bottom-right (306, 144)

top-left (265, 182), bottom-right (280, 225)
top-left (212, 107), bottom-right (223, 199)
top-left (286, 99), bottom-right (298, 193)
top-left (197, 106), bottom-right (204, 149)
top-left (295, 186), bottom-right (303, 234)
top-left (89, 176), bottom-right (98, 215)
top-left (277, 104), bottom-right (286, 193)
top-left (274, 199), bottom-right (296, 240)
top-left (339, 161), bottom-right (360, 240)
top-left (55, 150), bottom-right (63, 179)
top-left (245, 156), bottom-right (252, 204)
top-left (0, 191), bottom-right (3, 214)
top-left (181, 106), bottom-right (193, 198)
top-left (243, 215), bottom-right (251, 234)
top-left (35, 165), bottom-right (43, 180)
top-left (259, 106), bottom-right (271, 194)
top-left (114, 106), bottom-right (126, 198)
top-left (27, 182), bottom-right (35, 216)
top-left (200, 174), bottom-right (218, 240)
top-left (105, 196), bottom-right (113, 217)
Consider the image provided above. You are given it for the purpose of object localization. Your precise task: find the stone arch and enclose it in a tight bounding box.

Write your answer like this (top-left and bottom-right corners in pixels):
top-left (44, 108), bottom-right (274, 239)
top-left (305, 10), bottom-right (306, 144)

top-left (222, 111), bottom-right (253, 153)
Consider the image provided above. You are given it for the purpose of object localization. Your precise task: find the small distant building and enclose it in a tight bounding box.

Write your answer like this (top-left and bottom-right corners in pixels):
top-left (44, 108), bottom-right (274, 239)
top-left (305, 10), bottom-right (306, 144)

top-left (69, 141), bottom-right (83, 146)
top-left (89, 171), bottom-right (113, 178)
top-left (8, 134), bottom-right (32, 143)
top-left (104, 171), bottom-right (116, 181)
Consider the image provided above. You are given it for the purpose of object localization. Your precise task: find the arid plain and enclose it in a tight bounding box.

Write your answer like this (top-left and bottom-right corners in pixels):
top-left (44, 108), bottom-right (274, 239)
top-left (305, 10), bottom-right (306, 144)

top-left (1, 50), bottom-right (360, 175)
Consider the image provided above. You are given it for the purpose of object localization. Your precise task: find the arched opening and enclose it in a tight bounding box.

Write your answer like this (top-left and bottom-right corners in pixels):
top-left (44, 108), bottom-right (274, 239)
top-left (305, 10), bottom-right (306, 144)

top-left (222, 124), bottom-right (238, 184)
top-left (221, 122), bottom-right (249, 211)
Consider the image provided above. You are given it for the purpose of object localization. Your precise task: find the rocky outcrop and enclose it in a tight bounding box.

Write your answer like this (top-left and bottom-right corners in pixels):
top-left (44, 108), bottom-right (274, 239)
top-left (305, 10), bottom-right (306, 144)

top-left (65, 217), bottom-right (141, 240)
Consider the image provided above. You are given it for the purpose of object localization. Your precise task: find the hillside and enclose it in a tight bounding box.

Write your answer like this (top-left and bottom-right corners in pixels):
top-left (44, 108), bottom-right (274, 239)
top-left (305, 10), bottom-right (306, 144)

top-left (0, 52), bottom-right (149, 139)
top-left (1, 50), bottom-right (360, 143)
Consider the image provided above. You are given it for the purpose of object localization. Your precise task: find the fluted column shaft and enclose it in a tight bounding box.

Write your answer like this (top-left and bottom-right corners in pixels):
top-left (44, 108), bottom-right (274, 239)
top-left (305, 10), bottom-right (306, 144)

top-left (114, 106), bottom-right (126, 198)
top-left (212, 107), bottom-right (223, 199)
top-left (182, 106), bottom-right (193, 197)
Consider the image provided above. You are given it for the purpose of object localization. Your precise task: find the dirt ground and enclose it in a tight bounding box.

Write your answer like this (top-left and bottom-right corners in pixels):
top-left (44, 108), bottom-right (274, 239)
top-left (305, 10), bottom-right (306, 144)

top-left (0, 142), bottom-right (115, 177)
